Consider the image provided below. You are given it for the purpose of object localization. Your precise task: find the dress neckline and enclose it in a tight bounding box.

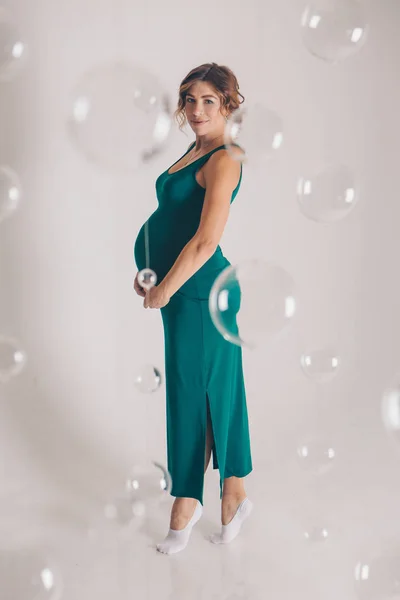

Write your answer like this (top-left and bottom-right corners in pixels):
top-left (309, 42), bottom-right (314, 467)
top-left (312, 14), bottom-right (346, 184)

top-left (167, 143), bottom-right (226, 176)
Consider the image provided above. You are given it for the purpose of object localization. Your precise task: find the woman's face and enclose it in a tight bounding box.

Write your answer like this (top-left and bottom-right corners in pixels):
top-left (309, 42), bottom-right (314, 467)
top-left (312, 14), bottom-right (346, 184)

top-left (184, 80), bottom-right (227, 134)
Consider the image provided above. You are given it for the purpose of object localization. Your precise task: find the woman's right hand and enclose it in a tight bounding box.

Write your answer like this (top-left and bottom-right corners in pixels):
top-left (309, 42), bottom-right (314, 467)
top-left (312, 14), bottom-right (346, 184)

top-left (133, 272), bottom-right (146, 297)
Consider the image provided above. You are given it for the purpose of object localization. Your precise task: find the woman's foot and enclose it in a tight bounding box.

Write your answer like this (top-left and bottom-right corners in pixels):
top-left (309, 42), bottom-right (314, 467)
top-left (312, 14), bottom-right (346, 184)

top-left (157, 498), bottom-right (202, 555)
top-left (221, 492), bottom-right (247, 525)
top-left (210, 493), bottom-right (253, 545)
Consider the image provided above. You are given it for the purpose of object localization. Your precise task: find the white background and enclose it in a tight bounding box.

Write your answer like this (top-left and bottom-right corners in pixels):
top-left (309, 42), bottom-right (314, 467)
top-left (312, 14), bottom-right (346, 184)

top-left (1, 0), bottom-right (400, 598)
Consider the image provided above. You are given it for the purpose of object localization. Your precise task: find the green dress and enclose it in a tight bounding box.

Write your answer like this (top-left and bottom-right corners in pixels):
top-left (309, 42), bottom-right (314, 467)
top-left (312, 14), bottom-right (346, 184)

top-left (134, 142), bottom-right (252, 505)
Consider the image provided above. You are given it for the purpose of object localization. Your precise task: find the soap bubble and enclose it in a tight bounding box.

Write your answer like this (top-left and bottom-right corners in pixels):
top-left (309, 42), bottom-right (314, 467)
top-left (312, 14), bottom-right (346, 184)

top-left (355, 548), bottom-right (400, 600)
top-left (209, 260), bottom-right (296, 349)
top-left (224, 104), bottom-right (283, 165)
top-left (88, 490), bottom-right (144, 538)
top-left (103, 494), bottom-right (139, 528)
top-left (137, 268), bottom-right (157, 291)
top-left (301, 0), bottom-right (369, 63)
top-left (304, 525), bottom-right (329, 543)
top-left (297, 164), bottom-right (358, 223)
top-left (0, 546), bottom-right (63, 600)
top-left (125, 461), bottom-right (172, 517)
top-left (134, 365), bottom-right (162, 393)
top-left (300, 345), bottom-right (341, 382)
top-left (381, 375), bottom-right (400, 454)
top-left (68, 61), bottom-right (172, 173)
top-left (297, 436), bottom-right (336, 475)
top-left (0, 8), bottom-right (27, 81)
top-left (0, 336), bottom-right (27, 383)
top-left (0, 166), bottom-right (22, 224)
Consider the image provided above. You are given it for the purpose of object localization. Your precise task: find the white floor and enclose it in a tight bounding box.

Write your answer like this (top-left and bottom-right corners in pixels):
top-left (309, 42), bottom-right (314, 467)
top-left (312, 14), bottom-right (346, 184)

top-left (3, 451), bottom-right (400, 600)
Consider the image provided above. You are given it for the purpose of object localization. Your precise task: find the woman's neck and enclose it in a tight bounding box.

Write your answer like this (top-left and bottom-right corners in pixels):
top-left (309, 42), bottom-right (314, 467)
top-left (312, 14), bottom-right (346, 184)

top-left (194, 133), bottom-right (225, 152)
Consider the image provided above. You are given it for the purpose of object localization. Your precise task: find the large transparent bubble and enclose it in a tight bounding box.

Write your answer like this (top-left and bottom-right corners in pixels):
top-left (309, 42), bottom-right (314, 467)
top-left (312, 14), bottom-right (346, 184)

top-left (0, 546), bottom-right (63, 600)
top-left (209, 260), bottom-right (296, 349)
top-left (355, 548), bottom-right (400, 600)
top-left (68, 61), bottom-right (172, 173)
top-left (224, 104), bottom-right (283, 166)
top-left (0, 335), bottom-right (27, 383)
top-left (0, 8), bottom-right (27, 82)
top-left (0, 166), bottom-right (22, 224)
top-left (301, 0), bottom-right (369, 63)
top-left (381, 374), bottom-right (400, 455)
top-left (297, 164), bottom-right (358, 223)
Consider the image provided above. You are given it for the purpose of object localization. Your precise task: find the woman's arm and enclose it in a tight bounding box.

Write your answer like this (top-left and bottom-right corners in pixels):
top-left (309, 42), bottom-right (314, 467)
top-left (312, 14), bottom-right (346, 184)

top-left (158, 150), bottom-right (241, 300)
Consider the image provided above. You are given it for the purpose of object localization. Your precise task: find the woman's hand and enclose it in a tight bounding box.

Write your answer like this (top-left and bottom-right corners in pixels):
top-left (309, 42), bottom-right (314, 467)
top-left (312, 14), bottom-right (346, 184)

top-left (143, 284), bottom-right (170, 309)
top-left (133, 272), bottom-right (146, 297)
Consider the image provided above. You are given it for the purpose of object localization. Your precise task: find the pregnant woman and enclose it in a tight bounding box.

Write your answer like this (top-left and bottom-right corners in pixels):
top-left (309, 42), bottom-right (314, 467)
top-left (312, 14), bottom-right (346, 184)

top-left (133, 63), bottom-right (253, 555)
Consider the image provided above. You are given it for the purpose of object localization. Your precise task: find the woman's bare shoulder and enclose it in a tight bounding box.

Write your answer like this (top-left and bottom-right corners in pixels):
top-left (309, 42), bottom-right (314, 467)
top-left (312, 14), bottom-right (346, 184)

top-left (208, 144), bottom-right (244, 166)
top-left (226, 143), bottom-right (245, 159)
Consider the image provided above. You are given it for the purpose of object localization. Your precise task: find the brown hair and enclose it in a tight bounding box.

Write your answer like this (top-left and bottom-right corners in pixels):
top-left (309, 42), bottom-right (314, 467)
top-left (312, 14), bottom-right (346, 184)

top-left (174, 63), bottom-right (245, 131)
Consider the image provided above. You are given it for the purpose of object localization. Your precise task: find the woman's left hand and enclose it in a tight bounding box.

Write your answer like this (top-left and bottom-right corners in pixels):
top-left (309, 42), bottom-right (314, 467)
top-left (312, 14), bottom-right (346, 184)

top-left (143, 285), bottom-right (170, 309)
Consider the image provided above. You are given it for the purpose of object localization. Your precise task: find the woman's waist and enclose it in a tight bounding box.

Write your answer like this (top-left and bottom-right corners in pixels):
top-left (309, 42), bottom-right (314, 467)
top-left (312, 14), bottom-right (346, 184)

top-left (175, 249), bottom-right (230, 299)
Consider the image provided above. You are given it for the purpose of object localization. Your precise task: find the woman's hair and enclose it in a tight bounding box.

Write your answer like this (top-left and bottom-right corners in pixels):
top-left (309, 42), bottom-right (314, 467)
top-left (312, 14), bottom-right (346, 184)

top-left (174, 63), bottom-right (245, 131)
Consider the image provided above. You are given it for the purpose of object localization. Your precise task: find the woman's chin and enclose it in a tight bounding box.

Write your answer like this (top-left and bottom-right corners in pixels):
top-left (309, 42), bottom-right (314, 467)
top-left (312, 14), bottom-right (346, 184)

top-left (191, 122), bottom-right (209, 131)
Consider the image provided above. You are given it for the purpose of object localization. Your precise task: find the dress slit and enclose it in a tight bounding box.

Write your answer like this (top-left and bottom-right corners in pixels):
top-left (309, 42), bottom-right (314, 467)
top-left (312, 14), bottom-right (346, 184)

top-left (206, 389), bottom-right (224, 499)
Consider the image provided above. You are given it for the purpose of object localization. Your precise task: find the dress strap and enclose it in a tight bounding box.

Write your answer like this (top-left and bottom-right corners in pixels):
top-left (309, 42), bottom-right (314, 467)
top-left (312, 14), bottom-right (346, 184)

top-left (195, 143), bottom-right (243, 192)
top-left (196, 143), bottom-right (243, 168)
top-left (192, 142), bottom-right (242, 158)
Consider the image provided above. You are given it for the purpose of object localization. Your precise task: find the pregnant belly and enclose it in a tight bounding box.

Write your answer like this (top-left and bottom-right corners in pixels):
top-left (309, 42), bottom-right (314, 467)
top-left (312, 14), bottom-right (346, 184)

top-left (133, 210), bottom-right (231, 296)
top-left (134, 209), bottom-right (197, 282)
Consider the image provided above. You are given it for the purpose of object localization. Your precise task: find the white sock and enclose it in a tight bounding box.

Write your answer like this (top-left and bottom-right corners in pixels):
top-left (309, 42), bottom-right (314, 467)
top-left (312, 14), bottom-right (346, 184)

top-left (210, 497), bottom-right (253, 544)
top-left (156, 500), bottom-right (203, 555)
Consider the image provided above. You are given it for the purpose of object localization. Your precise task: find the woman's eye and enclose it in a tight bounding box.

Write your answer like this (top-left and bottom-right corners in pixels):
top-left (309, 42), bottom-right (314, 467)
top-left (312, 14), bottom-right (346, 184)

top-left (186, 98), bottom-right (213, 104)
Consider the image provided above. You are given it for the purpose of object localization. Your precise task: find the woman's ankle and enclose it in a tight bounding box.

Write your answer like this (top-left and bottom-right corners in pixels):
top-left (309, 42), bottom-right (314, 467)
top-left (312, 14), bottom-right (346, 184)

top-left (222, 491), bottom-right (246, 503)
top-left (170, 497), bottom-right (198, 529)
